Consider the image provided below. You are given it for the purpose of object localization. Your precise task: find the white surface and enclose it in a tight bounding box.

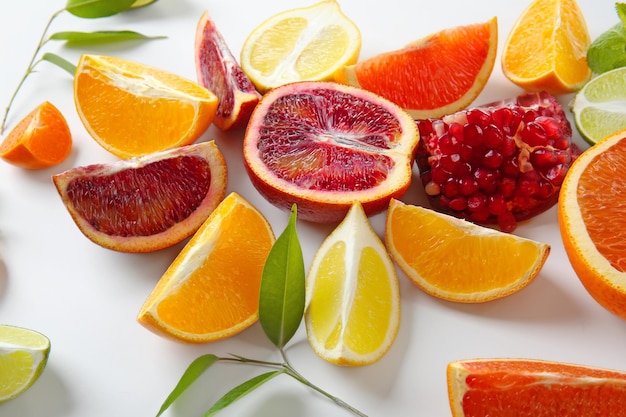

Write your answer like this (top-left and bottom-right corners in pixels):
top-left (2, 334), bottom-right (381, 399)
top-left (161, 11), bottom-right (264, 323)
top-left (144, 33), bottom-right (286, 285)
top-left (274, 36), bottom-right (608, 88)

top-left (0, 1), bottom-right (619, 416)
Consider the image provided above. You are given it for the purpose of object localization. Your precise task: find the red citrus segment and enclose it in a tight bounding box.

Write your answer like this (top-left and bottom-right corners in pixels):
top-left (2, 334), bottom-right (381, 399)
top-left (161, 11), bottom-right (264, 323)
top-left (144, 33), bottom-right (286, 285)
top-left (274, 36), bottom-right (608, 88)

top-left (52, 141), bottom-right (227, 253)
top-left (448, 359), bottom-right (626, 417)
top-left (195, 11), bottom-right (259, 131)
top-left (336, 18), bottom-right (497, 119)
top-left (243, 81), bottom-right (419, 223)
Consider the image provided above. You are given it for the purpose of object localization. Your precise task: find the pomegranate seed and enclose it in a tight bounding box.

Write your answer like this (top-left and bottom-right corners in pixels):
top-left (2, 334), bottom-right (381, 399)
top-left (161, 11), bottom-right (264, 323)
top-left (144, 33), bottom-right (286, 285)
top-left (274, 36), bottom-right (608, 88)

top-left (442, 178), bottom-right (460, 198)
top-left (459, 177), bottom-right (479, 195)
top-left (482, 149), bottom-right (503, 169)
top-left (463, 123), bottom-right (484, 146)
top-left (483, 124), bottom-right (504, 148)
top-left (488, 193), bottom-right (507, 215)
top-left (449, 197), bottom-right (468, 211)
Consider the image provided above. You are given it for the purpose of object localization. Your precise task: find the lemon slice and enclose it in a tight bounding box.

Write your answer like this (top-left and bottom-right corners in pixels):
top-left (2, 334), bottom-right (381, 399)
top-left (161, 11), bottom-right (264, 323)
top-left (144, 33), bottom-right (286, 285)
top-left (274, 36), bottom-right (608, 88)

top-left (0, 325), bottom-right (51, 403)
top-left (571, 66), bottom-right (626, 145)
top-left (240, 0), bottom-right (361, 92)
top-left (304, 202), bottom-right (400, 366)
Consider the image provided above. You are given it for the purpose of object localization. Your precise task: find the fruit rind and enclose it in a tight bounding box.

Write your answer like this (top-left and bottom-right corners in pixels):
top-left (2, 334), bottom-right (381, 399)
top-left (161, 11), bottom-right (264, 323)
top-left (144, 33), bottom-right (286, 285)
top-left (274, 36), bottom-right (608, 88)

top-left (52, 141), bottom-right (227, 253)
top-left (558, 129), bottom-right (626, 320)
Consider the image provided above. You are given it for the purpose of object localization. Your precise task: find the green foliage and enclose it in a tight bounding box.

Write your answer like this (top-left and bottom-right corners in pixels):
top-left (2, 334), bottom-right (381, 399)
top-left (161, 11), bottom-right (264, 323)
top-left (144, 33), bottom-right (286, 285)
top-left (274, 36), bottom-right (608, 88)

top-left (1, 0), bottom-right (164, 134)
top-left (587, 3), bottom-right (626, 74)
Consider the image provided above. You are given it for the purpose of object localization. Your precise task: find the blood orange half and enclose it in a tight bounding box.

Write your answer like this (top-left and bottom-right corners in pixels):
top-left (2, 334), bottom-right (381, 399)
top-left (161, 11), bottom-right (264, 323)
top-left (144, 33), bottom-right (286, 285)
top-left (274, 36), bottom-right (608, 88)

top-left (52, 141), bottom-right (227, 253)
top-left (336, 18), bottom-right (497, 119)
top-left (242, 81), bottom-right (419, 223)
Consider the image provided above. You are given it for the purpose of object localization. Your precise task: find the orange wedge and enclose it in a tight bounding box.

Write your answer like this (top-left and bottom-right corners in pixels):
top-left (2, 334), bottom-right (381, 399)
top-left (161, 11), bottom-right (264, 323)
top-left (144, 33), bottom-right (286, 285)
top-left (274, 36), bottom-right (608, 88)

top-left (501, 0), bottom-right (591, 95)
top-left (336, 18), bottom-right (497, 119)
top-left (385, 199), bottom-right (550, 303)
top-left (0, 101), bottom-right (71, 169)
top-left (74, 54), bottom-right (218, 159)
top-left (137, 192), bottom-right (275, 343)
top-left (558, 129), bottom-right (626, 320)
top-left (448, 359), bottom-right (626, 417)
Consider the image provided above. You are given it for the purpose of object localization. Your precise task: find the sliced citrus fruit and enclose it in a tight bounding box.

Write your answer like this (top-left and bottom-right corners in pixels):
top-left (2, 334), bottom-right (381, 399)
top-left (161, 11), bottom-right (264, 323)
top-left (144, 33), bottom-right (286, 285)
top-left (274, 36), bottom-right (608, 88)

top-left (195, 11), bottom-right (259, 131)
top-left (305, 202), bottom-right (400, 366)
top-left (243, 81), bottom-right (419, 223)
top-left (137, 192), bottom-right (275, 343)
top-left (52, 141), bottom-right (227, 253)
top-left (448, 358), bottom-right (626, 417)
top-left (240, 0), bottom-right (361, 93)
top-left (0, 101), bottom-right (72, 169)
top-left (501, 0), bottom-right (591, 95)
top-left (385, 199), bottom-right (550, 303)
top-left (336, 18), bottom-right (497, 119)
top-left (0, 324), bottom-right (50, 403)
top-left (74, 54), bottom-right (218, 159)
top-left (558, 128), bottom-right (626, 320)
top-left (571, 66), bottom-right (626, 145)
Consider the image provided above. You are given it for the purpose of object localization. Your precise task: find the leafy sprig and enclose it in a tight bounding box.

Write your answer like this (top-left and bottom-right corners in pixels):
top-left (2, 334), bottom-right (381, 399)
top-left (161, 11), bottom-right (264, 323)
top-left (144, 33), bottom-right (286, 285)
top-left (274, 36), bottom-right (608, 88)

top-left (1, 0), bottom-right (164, 134)
top-left (586, 3), bottom-right (626, 74)
top-left (156, 206), bottom-right (368, 417)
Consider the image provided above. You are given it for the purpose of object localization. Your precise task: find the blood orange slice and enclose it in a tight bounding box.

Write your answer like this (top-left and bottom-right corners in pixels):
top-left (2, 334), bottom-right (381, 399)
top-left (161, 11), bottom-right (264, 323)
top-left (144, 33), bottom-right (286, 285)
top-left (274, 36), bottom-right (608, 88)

top-left (242, 81), bottom-right (419, 223)
top-left (336, 18), bottom-right (497, 119)
top-left (195, 11), bottom-right (259, 131)
top-left (52, 141), bottom-right (227, 253)
top-left (448, 358), bottom-right (626, 417)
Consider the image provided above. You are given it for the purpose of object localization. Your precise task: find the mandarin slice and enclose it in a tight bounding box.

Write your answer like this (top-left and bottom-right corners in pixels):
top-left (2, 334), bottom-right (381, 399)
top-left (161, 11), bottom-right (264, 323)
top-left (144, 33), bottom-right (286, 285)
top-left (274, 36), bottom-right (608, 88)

top-left (305, 202), bottom-right (400, 365)
top-left (448, 359), bottom-right (626, 417)
top-left (385, 199), bottom-right (549, 303)
top-left (243, 81), bottom-right (419, 223)
top-left (138, 192), bottom-right (275, 343)
top-left (0, 101), bottom-right (72, 169)
top-left (52, 141), bottom-right (227, 253)
top-left (336, 18), bottom-right (497, 119)
top-left (558, 129), bottom-right (626, 320)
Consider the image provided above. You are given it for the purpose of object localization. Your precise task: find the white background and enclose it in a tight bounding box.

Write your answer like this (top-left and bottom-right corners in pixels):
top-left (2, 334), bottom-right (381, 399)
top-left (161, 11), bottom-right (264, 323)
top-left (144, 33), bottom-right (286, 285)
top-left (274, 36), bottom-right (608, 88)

top-left (0, 0), bottom-right (619, 416)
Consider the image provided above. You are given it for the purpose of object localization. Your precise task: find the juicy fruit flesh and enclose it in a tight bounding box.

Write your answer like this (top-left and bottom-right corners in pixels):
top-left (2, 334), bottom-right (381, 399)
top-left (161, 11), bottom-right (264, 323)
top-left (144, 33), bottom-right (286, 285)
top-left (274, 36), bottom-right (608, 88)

top-left (256, 89), bottom-right (402, 191)
top-left (65, 156), bottom-right (211, 237)
top-left (416, 91), bottom-right (577, 232)
top-left (308, 242), bottom-right (393, 354)
top-left (450, 360), bottom-right (626, 417)
top-left (577, 139), bottom-right (626, 272)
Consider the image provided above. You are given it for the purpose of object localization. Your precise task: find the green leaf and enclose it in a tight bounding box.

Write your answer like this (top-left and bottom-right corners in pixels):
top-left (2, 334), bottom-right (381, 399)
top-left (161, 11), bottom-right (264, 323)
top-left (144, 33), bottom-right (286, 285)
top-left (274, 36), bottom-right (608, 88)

top-left (49, 30), bottom-right (165, 45)
top-left (258, 205), bottom-right (306, 349)
top-left (41, 53), bottom-right (76, 76)
top-left (203, 371), bottom-right (283, 417)
top-left (155, 354), bottom-right (219, 417)
top-left (617, 3), bottom-right (626, 28)
top-left (587, 22), bottom-right (626, 74)
top-left (65, 0), bottom-right (136, 18)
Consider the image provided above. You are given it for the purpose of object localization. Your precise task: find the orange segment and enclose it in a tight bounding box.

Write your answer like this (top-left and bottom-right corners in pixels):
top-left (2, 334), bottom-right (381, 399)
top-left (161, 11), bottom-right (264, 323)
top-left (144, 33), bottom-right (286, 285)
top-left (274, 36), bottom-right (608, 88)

top-left (74, 54), bottom-right (218, 159)
top-left (558, 129), bottom-right (626, 320)
top-left (137, 192), bottom-right (275, 343)
top-left (448, 359), bottom-right (626, 417)
top-left (502, 0), bottom-right (591, 95)
top-left (385, 199), bottom-right (550, 303)
top-left (0, 101), bottom-right (71, 169)
top-left (336, 18), bottom-right (497, 119)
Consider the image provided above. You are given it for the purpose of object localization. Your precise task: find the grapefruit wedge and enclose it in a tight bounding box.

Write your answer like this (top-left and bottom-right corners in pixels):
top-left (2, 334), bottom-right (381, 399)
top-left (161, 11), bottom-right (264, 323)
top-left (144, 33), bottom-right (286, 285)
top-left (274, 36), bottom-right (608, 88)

top-left (336, 18), bottom-right (497, 119)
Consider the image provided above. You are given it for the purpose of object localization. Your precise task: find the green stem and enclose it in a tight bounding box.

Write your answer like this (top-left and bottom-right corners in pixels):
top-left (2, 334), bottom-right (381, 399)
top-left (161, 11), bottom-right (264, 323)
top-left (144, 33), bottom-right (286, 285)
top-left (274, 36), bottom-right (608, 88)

top-left (1, 8), bottom-right (65, 134)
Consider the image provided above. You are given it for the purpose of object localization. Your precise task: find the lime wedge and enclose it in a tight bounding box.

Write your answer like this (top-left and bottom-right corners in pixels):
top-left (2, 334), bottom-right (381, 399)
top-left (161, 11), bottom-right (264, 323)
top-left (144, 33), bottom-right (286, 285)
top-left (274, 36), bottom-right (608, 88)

top-left (571, 66), bottom-right (626, 145)
top-left (0, 325), bottom-right (51, 403)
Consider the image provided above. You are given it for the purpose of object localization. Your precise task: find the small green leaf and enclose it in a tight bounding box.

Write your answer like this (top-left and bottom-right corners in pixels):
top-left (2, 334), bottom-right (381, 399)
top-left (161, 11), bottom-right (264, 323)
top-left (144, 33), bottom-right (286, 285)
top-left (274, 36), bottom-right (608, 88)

top-left (203, 371), bottom-right (283, 417)
top-left (41, 53), bottom-right (76, 76)
top-left (156, 354), bottom-right (219, 417)
top-left (65, 0), bottom-right (136, 18)
top-left (587, 22), bottom-right (626, 74)
top-left (259, 205), bottom-right (306, 349)
top-left (49, 30), bottom-right (165, 45)
top-left (617, 3), bottom-right (626, 28)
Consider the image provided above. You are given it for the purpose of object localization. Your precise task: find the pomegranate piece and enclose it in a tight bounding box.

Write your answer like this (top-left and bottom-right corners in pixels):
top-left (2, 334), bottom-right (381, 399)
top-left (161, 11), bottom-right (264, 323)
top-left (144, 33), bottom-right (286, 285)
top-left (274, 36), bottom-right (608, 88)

top-left (415, 91), bottom-right (580, 232)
